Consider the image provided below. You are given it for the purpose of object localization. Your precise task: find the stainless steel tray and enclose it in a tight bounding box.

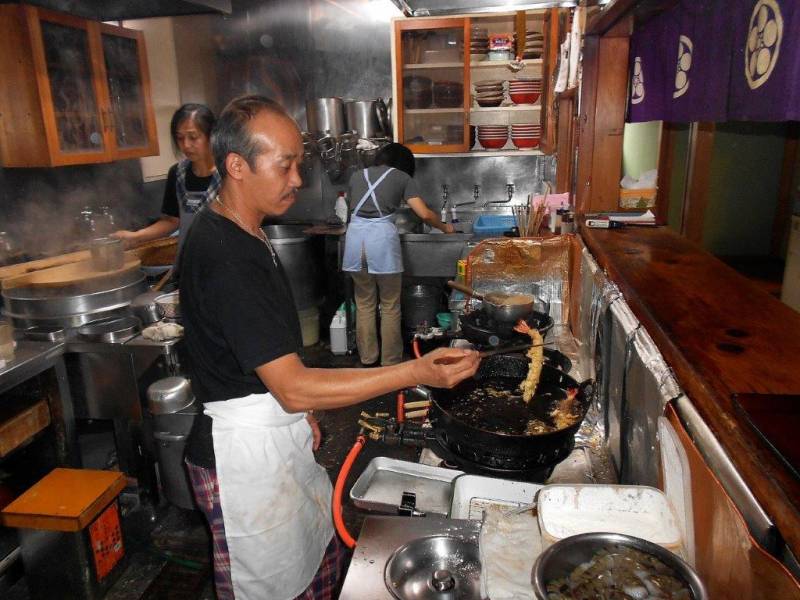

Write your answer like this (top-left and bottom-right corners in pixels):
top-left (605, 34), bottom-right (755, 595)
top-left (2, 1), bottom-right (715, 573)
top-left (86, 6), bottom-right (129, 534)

top-left (350, 457), bottom-right (463, 515)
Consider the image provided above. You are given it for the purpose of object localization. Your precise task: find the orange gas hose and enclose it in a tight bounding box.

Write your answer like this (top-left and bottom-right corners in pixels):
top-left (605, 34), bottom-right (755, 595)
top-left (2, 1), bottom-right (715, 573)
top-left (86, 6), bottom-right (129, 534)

top-left (412, 337), bottom-right (422, 358)
top-left (396, 390), bottom-right (406, 423)
top-left (333, 434), bottom-right (366, 549)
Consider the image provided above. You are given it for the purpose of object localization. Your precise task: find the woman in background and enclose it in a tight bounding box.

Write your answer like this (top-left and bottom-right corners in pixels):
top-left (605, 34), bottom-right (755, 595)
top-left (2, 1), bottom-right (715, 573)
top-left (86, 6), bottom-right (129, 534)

top-left (342, 143), bottom-right (453, 367)
top-left (113, 104), bottom-right (220, 248)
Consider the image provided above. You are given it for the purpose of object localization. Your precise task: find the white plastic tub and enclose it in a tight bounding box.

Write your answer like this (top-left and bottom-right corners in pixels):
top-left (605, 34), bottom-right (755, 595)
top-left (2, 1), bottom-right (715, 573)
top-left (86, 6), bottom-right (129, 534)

top-left (537, 484), bottom-right (682, 553)
top-left (449, 474), bottom-right (543, 520)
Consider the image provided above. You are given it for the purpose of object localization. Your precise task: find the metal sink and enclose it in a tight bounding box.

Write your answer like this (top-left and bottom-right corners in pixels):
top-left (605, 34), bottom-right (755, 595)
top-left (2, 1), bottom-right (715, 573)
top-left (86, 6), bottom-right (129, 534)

top-left (400, 233), bottom-right (475, 278)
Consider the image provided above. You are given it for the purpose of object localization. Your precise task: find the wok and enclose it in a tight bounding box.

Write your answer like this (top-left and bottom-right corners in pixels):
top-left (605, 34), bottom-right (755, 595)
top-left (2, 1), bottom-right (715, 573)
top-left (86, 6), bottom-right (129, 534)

top-left (447, 280), bottom-right (536, 323)
top-left (424, 354), bottom-right (593, 473)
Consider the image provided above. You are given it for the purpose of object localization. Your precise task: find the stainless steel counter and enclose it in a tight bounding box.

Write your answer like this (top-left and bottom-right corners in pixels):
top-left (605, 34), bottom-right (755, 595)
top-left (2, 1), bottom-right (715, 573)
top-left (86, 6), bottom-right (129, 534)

top-left (0, 340), bottom-right (66, 395)
top-left (339, 515), bottom-right (480, 600)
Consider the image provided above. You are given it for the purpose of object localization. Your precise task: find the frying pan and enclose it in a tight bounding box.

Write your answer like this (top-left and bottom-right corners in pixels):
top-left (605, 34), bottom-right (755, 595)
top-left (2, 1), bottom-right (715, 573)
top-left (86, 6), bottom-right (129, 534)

top-left (423, 354), bottom-right (593, 472)
top-left (447, 280), bottom-right (535, 323)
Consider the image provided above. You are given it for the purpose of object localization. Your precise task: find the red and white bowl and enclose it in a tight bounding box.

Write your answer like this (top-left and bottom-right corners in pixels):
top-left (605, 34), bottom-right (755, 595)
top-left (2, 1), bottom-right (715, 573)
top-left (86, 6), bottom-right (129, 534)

top-left (509, 91), bottom-right (541, 105)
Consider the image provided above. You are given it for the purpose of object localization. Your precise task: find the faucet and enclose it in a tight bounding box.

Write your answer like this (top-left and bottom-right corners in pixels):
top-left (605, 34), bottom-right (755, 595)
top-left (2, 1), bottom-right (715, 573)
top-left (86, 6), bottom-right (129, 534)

top-left (483, 183), bottom-right (515, 207)
top-left (473, 185), bottom-right (480, 206)
top-left (441, 184), bottom-right (449, 210)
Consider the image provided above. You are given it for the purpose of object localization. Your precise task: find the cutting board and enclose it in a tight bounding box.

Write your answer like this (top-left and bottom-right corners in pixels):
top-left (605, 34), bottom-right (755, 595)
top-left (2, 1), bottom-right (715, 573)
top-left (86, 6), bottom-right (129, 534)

top-left (1, 256), bottom-right (141, 290)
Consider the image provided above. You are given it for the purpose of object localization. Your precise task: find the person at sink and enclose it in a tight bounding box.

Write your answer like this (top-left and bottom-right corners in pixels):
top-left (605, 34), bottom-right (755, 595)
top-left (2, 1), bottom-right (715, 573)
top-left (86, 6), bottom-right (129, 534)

top-left (112, 104), bottom-right (220, 249)
top-left (179, 96), bottom-right (480, 600)
top-left (342, 143), bottom-right (454, 368)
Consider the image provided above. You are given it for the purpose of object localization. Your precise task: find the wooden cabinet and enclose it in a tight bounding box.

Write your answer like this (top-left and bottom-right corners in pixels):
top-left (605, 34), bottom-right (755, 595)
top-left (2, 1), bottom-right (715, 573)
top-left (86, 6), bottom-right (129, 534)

top-left (0, 5), bottom-right (158, 167)
top-left (391, 11), bottom-right (554, 156)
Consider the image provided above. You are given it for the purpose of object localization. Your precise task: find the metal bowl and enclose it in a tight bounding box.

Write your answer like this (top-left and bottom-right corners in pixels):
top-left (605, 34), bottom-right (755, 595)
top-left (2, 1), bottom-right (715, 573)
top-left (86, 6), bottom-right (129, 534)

top-left (532, 532), bottom-right (707, 600)
top-left (384, 535), bottom-right (481, 600)
top-left (155, 292), bottom-right (180, 320)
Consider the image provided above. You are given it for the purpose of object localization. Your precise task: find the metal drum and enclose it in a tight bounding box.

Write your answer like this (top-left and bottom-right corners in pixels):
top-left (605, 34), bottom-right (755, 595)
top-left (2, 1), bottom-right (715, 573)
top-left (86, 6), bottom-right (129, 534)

top-left (263, 225), bottom-right (322, 311)
top-left (2, 269), bottom-right (148, 329)
top-left (402, 284), bottom-right (441, 331)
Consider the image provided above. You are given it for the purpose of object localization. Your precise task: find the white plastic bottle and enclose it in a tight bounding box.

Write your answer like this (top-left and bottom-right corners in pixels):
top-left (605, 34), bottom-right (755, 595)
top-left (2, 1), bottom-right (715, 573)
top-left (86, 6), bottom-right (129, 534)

top-left (335, 191), bottom-right (348, 225)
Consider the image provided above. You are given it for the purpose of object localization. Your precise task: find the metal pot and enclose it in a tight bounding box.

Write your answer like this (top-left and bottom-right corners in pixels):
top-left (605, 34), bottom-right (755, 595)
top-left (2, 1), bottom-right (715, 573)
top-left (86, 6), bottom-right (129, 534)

top-left (532, 532), bottom-right (707, 600)
top-left (447, 281), bottom-right (535, 323)
top-left (306, 97), bottom-right (346, 137)
top-left (425, 355), bottom-right (592, 473)
top-left (345, 100), bottom-right (383, 139)
top-left (130, 290), bottom-right (162, 325)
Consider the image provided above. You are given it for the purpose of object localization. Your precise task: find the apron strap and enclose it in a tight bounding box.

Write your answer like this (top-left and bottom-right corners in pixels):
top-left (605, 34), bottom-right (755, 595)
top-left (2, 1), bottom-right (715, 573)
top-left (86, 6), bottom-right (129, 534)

top-left (353, 167), bottom-right (394, 217)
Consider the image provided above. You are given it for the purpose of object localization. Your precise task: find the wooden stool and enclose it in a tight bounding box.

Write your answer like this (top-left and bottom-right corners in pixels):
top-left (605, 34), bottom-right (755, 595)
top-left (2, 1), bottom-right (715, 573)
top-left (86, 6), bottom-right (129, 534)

top-left (1, 468), bottom-right (127, 600)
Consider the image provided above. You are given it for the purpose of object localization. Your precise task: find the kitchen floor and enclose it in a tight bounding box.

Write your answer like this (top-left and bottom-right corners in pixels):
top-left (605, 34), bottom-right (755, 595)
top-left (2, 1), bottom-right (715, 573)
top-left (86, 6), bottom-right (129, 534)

top-left (5, 343), bottom-right (418, 600)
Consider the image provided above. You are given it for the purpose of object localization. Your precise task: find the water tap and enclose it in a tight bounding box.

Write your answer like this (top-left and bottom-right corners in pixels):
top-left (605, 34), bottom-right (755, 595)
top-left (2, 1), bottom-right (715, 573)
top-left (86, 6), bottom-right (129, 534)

top-left (441, 184), bottom-right (449, 209)
top-left (506, 183), bottom-right (515, 202)
top-left (473, 184), bottom-right (480, 205)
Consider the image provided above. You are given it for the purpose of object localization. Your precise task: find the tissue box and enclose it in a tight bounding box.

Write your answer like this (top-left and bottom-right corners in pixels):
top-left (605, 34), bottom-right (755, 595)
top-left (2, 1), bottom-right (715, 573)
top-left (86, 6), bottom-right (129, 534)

top-left (620, 187), bottom-right (657, 209)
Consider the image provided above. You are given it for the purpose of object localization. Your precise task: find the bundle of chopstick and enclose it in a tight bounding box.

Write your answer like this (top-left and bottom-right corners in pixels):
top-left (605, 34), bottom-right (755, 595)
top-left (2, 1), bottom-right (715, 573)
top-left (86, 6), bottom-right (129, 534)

top-left (512, 193), bottom-right (548, 237)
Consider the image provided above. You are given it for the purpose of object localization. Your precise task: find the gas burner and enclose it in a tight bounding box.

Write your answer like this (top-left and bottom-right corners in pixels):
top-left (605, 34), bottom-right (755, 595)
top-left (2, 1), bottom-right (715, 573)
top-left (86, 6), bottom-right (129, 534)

top-left (460, 309), bottom-right (553, 347)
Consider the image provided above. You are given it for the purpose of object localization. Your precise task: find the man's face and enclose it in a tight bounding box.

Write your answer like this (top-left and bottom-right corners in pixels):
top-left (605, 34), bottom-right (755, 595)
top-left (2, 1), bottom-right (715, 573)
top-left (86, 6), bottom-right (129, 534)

top-left (241, 111), bottom-right (304, 217)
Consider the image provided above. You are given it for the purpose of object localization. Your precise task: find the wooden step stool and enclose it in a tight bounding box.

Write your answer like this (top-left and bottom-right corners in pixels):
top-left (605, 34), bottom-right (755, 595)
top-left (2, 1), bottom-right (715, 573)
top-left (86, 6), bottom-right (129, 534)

top-left (1, 468), bottom-right (127, 600)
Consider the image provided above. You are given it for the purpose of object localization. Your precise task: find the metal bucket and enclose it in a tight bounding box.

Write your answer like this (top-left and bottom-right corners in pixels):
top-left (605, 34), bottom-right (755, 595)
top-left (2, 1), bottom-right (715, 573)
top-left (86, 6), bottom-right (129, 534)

top-left (263, 225), bottom-right (322, 311)
top-left (402, 284), bottom-right (441, 331)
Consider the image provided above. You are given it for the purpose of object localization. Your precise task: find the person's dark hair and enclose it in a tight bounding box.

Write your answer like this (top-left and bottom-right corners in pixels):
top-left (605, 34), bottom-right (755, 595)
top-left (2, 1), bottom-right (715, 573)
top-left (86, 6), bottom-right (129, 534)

top-left (211, 95), bottom-right (292, 180)
top-left (170, 104), bottom-right (215, 149)
top-left (374, 143), bottom-right (415, 178)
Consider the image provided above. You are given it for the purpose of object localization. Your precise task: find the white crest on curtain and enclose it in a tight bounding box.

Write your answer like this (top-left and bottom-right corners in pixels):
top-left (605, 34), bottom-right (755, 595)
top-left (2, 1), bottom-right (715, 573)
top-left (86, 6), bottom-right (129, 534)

top-left (631, 57), bottom-right (646, 104)
top-left (745, 0), bottom-right (783, 90)
top-left (673, 35), bottom-right (693, 98)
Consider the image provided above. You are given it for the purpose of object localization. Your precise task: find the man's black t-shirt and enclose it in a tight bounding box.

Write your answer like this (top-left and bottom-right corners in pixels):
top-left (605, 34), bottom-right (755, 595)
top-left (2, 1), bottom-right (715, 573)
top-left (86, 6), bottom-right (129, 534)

top-left (180, 206), bottom-right (302, 467)
top-left (161, 163), bottom-right (215, 218)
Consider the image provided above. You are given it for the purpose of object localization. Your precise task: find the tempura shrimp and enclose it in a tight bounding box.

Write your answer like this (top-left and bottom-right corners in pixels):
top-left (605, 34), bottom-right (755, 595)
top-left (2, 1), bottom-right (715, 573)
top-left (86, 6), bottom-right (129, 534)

top-left (513, 319), bottom-right (544, 403)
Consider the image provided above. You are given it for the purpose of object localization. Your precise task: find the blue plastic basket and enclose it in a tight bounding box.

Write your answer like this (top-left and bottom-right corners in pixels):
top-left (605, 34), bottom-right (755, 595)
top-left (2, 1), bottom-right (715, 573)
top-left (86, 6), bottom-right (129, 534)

top-left (472, 214), bottom-right (516, 239)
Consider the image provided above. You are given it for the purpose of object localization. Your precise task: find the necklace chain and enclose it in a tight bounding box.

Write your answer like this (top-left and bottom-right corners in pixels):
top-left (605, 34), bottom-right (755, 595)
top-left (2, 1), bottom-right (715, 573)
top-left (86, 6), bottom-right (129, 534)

top-left (215, 195), bottom-right (277, 267)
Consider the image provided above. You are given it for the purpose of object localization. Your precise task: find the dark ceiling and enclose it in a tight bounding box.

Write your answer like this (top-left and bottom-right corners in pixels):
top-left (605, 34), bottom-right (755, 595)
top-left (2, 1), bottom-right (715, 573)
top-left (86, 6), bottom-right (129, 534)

top-left (0, 0), bottom-right (231, 20)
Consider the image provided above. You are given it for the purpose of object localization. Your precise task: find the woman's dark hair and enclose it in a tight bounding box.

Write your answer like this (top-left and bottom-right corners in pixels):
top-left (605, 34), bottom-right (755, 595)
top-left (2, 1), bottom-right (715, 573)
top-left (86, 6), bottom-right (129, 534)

top-left (211, 95), bottom-right (292, 180)
top-left (170, 103), bottom-right (215, 147)
top-left (374, 143), bottom-right (416, 178)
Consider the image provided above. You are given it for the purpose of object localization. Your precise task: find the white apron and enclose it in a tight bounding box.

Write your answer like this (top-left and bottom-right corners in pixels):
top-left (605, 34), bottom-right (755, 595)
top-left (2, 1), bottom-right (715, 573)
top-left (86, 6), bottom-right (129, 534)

top-left (342, 167), bottom-right (403, 274)
top-left (204, 393), bottom-right (334, 600)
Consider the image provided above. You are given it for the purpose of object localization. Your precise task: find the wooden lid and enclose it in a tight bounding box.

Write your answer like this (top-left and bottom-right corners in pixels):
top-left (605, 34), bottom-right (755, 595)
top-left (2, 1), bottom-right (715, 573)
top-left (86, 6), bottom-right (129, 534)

top-left (2, 256), bottom-right (141, 290)
top-left (1, 468), bottom-right (126, 532)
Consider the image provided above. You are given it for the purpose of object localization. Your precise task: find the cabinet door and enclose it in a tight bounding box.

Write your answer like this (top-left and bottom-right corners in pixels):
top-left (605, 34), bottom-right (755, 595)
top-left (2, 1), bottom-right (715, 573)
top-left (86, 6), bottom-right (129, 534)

top-left (394, 18), bottom-right (470, 154)
top-left (25, 7), bottom-right (111, 165)
top-left (99, 24), bottom-right (158, 159)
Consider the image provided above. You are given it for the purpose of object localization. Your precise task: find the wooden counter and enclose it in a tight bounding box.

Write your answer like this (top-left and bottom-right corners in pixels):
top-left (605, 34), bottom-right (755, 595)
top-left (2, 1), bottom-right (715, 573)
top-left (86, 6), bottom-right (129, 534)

top-left (579, 223), bottom-right (800, 557)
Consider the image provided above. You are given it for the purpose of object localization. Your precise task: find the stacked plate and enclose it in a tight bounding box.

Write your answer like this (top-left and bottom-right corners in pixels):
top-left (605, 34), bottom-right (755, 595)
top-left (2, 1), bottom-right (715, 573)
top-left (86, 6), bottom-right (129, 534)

top-left (477, 125), bottom-right (508, 150)
top-left (508, 78), bottom-right (542, 105)
top-left (470, 26), bottom-right (488, 61)
top-left (510, 123), bottom-right (541, 149)
top-left (474, 80), bottom-right (504, 107)
top-left (514, 30), bottom-right (544, 59)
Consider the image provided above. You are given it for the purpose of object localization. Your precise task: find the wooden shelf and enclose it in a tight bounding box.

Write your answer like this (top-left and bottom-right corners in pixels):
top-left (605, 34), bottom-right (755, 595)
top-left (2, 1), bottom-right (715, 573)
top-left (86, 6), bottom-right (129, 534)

top-left (403, 62), bottom-right (463, 70)
top-left (470, 58), bottom-right (542, 68)
top-left (471, 105), bottom-right (541, 112)
top-left (405, 108), bottom-right (464, 114)
top-left (416, 149), bottom-right (543, 158)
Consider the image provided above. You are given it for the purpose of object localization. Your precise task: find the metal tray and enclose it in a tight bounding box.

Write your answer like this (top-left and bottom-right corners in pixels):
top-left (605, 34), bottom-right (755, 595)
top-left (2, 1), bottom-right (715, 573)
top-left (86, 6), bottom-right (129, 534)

top-left (449, 474), bottom-right (543, 520)
top-left (350, 457), bottom-right (463, 515)
top-left (76, 316), bottom-right (141, 344)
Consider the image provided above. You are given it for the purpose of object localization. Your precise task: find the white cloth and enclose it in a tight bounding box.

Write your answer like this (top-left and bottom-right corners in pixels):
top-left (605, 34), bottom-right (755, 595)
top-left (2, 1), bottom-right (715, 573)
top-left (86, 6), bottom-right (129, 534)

top-left (205, 393), bottom-right (334, 600)
top-left (567, 7), bottom-right (585, 89)
top-left (479, 505), bottom-right (541, 600)
top-left (141, 322), bottom-right (184, 341)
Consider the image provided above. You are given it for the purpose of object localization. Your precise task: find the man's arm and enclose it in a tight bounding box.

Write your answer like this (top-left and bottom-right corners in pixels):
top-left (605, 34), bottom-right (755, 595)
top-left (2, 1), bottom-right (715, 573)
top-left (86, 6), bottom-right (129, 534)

top-left (255, 347), bottom-right (480, 413)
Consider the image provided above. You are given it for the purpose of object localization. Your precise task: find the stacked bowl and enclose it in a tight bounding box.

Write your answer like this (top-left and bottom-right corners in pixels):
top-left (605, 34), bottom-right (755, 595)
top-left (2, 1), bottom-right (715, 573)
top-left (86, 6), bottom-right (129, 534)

top-left (403, 75), bottom-right (433, 109)
top-left (474, 80), bottom-right (504, 107)
top-left (510, 123), bottom-right (541, 149)
top-left (514, 30), bottom-right (544, 59)
top-left (477, 125), bottom-right (508, 150)
top-left (470, 26), bottom-right (488, 62)
top-left (433, 81), bottom-right (463, 108)
top-left (508, 78), bottom-right (542, 105)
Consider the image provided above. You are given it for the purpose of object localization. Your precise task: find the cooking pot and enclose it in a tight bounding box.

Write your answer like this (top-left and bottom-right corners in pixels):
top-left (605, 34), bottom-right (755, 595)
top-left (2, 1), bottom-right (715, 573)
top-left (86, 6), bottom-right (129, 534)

top-left (344, 100), bottom-right (383, 139)
top-left (447, 280), bottom-right (535, 323)
top-left (306, 97), bottom-right (346, 137)
top-left (421, 354), bottom-right (593, 473)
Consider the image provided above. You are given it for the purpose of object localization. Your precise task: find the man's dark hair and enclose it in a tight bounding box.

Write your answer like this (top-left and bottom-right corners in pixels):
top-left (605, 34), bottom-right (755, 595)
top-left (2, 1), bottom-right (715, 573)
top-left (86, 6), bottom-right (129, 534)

top-left (374, 143), bottom-right (416, 178)
top-left (211, 95), bottom-right (291, 180)
top-left (170, 103), bottom-right (215, 150)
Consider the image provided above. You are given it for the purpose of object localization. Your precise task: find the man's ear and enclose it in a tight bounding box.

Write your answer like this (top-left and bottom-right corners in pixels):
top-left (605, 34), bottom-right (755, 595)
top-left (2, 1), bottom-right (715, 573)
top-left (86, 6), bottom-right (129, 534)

top-left (225, 153), bottom-right (246, 181)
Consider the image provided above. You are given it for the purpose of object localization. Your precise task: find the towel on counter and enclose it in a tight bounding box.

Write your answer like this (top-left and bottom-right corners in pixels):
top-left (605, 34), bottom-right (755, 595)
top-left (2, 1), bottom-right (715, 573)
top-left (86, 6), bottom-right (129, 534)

top-left (479, 505), bottom-right (542, 600)
top-left (142, 322), bottom-right (184, 341)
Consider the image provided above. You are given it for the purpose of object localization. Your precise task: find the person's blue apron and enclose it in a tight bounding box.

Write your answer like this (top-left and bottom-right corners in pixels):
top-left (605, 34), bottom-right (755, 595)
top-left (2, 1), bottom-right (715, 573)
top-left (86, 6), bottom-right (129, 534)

top-left (342, 167), bottom-right (403, 274)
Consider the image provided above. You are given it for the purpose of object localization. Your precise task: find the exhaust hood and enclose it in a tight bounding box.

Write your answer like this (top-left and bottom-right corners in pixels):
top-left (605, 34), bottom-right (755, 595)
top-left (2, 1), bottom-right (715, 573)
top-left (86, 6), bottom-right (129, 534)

top-left (1, 0), bottom-right (232, 21)
top-left (389, 0), bottom-right (577, 17)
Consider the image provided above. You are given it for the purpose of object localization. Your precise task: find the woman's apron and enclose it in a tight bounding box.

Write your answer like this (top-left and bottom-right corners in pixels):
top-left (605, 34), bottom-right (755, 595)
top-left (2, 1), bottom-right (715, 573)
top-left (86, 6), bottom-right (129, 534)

top-left (175, 159), bottom-right (221, 249)
top-left (342, 167), bottom-right (403, 274)
top-left (204, 393), bottom-right (334, 600)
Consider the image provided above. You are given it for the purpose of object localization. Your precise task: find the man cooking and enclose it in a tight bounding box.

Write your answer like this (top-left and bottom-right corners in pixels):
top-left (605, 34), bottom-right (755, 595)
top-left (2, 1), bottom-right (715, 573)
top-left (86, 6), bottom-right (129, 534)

top-left (179, 95), bottom-right (480, 600)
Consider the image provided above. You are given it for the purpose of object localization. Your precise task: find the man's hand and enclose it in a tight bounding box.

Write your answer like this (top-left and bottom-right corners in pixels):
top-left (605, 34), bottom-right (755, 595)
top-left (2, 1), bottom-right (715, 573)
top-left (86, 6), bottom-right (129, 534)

top-left (306, 412), bottom-right (322, 450)
top-left (411, 347), bottom-right (480, 389)
top-left (110, 230), bottom-right (138, 249)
